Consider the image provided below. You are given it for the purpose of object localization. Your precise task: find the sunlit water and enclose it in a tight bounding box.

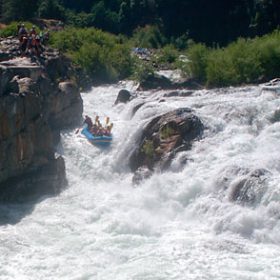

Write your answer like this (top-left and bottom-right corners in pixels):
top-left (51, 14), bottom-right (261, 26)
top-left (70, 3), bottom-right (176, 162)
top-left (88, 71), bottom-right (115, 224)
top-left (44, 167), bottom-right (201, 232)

top-left (1, 82), bottom-right (280, 279)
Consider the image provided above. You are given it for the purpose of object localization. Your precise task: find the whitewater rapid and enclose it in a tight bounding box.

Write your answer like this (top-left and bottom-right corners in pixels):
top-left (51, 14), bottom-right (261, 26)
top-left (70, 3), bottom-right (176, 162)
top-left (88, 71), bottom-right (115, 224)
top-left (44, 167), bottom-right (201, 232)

top-left (1, 83), bottom-right (280, 279)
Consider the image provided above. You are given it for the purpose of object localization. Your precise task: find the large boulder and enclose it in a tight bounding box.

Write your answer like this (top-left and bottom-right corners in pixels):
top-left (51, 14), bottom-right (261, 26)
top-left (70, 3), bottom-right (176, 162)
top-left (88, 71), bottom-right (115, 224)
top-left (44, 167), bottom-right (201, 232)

top-left (138, 71), bottom-right (203, 91)
top-left (129, 108), bottom-right (204, 175)
top-left (138, 73), bottom-right (173, 90)
top-left (114, 89), bottom-right (132, 104)
top-left (48, 81), bottom-right (83, 129)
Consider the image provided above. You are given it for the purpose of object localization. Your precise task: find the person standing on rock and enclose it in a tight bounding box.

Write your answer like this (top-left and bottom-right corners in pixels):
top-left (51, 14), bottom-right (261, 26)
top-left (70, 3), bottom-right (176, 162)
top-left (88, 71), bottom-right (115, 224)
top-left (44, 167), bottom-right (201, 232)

top-left (29, 26), bottom-right (37, 36)
top-left (18, 24), bottom-right (28, 55)
top-left (18, 23), bottom-right (27, 40)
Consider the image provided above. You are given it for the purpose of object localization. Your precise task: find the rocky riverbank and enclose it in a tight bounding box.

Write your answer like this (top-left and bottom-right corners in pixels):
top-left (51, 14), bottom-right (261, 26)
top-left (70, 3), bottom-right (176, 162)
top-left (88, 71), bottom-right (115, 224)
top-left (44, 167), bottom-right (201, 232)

top-left (0, 37), bottom-right (83, 200)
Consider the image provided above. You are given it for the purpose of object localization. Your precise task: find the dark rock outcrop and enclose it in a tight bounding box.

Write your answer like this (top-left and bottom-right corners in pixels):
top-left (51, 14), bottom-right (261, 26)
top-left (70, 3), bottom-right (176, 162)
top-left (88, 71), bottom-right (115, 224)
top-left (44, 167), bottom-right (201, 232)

top-left (163, 90), bottom-right (193, 98)
top-left (131, 102), bottom-right (145, 117)
top-left (139, 73), bottom-right (173, 90)
top-left (138, 72), bottom-right (203, 91)
top-left (0, 38), bottom-right (83, 200)
top-left (114, 89), bottom-right (132, 104)
top-left (129, 108), bottom-right (203, 180)
top-left (0, 157), bottom-right (66, 201)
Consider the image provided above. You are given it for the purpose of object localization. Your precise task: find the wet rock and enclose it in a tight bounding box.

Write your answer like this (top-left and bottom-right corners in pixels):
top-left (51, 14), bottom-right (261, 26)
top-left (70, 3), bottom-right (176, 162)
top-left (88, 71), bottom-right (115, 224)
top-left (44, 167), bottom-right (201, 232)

top-left (0, 157), bottom-right (66, 201)
top-left (131, 102), bottom-right (145, 117)
top-left (138, 71), bottom-right (203, 91)
top-left (49, 81), bottom-right (83, 129)
top-left (163, 90), bottom-right (193, 97)
top-left (139, 73), bottom-right (173, 90)
top-left (229, 168), bottom-right (270, 206)
top-left (132, 167), bottom-right (153, 185)
top-left (115, 89), bottom-right (132, 104)
top-left (7, 75), bottom-right (20, 93)
top-left (129, 108), bottom-right (203, 173)
top-left (269, 108), bottom-right (280, 123)
top-left (0, 91), bottom-right (53, 184)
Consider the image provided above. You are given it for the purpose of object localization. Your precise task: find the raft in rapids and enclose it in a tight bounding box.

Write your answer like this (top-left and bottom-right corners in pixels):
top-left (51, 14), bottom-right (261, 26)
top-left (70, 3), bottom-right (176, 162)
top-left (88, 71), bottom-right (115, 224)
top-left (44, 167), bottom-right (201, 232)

top-left (81, 126), bottom-right (112, 146)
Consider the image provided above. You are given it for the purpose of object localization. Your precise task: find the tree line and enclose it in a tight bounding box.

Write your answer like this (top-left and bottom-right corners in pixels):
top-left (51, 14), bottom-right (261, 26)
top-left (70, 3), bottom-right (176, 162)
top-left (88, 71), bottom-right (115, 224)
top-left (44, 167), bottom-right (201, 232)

top-left (0, 0), bottom-right (280, 45)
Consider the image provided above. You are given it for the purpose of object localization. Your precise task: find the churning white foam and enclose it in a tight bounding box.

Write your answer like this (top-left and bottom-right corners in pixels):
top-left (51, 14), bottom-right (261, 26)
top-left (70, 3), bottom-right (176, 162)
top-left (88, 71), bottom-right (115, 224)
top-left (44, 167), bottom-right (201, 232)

top-left (0, 83), bottom-right (280, 279)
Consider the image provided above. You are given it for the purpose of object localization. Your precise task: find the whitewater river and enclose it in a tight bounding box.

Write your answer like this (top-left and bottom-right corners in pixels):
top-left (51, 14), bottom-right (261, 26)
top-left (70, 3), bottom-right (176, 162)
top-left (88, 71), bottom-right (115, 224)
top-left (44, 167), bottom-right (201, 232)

top-left (1, 82), bottom-right (280, 279)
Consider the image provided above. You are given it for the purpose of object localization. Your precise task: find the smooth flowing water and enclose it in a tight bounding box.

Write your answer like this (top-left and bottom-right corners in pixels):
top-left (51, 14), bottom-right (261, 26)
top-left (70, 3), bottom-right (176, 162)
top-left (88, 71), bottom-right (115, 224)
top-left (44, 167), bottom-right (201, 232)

top-left (1, 82), bottom-right (280, 279)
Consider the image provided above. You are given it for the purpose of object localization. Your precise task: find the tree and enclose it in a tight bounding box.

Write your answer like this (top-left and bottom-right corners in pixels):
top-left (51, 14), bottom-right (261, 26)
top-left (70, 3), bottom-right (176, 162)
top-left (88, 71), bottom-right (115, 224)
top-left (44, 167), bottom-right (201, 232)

top-left (1, 0), bottom-right (38, 22)
top-left (37, 0), bottom-right (65, 19)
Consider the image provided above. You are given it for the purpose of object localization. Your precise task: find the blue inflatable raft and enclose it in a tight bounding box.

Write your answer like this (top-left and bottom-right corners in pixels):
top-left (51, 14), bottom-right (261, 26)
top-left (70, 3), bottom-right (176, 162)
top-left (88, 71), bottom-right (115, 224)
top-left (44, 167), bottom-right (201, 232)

top-left (81, 126), bottom-right (112, 146)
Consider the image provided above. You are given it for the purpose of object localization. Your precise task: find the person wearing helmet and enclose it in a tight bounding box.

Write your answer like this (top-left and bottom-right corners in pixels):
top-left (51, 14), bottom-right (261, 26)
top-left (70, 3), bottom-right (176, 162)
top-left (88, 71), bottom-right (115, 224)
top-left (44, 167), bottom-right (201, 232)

top-left (75, 115), bottom-right (94, 134)
top-left (104, 118), bottom-right (113, 135)
top-left (18, 23), bottom-right (28, 54)
top-left (95, 115), bottom-right (102, 127)
top-left (18, 23), bottom-right (27, 41)
top-left (84, 115), bottom-right (94, 129)
top-left (29, 25), bottom-right (37, 36)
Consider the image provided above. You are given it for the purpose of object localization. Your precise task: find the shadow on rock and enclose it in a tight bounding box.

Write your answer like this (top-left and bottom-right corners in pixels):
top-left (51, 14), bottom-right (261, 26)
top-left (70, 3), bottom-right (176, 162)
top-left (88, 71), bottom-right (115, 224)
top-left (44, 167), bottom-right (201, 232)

top-left (0, 156), bottom-right (67, 225)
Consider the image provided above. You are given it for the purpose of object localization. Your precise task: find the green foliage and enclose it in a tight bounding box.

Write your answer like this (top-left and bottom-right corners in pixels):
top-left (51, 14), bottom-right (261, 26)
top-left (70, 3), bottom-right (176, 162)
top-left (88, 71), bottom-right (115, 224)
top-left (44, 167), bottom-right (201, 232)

top-left (38, 0), bottom-right (65, 19)
top-left (50, 27), bottom-right (134, 83)
top-left (109, 44), bottom-right (134, 80)
top-left (172, 34), bottom-right (190, 50)
top-left (0, 22), bottom-right (19, 37)
top-left (1, 0), bottom-right (38, 22)
top-left (131, 25), bottom-right (166, 49)
top-left (227, 39), bottom-right (263, 84)
top-left (0, 21), bottom-right (36, 37)
top-left (181, 32), bottom-right (280, 87)
top-left (185, 43), bottom-right (209, 82)
top-left (160, 125), bottom-right (176, 140)
top-left (1, 0), bottom-right (280, 46)
top-left (64, 11), bottom-right (94, 27)
top-left (205, 49), bottom-right (237, 87)
top-left (206, 39), bottom-right (263, 87)
top-left (132, 59), bottom-right (155, 83)
top-left (257, 31), bottom-right (280, 80)
top-left (156, 44), bottom-right (179, 65)
top-left (1, 0), bottom-right (280, 87)
top-left (141, 140), bottom-right (154, 159)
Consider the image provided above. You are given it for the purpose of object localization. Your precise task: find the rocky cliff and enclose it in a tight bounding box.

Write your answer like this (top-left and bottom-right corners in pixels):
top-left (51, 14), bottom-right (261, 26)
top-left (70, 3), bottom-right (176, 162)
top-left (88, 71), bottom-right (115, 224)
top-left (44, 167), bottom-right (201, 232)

top-left (0, 37), bottom-right (83, 200)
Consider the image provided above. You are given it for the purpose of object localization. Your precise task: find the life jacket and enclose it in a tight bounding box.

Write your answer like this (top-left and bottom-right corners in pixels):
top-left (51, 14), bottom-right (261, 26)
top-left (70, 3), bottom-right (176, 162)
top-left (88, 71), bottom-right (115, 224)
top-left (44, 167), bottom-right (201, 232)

top-left (18, 27), bottom-right (27, 42)
top-left (31, 37), bottom-right (37, 47)
top-left (30, 29), bottom-right (36, 36)
top-left (18, 27), bottom-right (27, 36)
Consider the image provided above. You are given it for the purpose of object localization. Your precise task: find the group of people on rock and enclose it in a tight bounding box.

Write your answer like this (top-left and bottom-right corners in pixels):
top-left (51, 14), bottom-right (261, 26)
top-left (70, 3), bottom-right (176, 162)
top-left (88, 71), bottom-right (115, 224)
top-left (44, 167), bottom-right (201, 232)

top-left (84, 115), bottom-right (113, 136)
top-left (17, 23), bottom-right (49, 56)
